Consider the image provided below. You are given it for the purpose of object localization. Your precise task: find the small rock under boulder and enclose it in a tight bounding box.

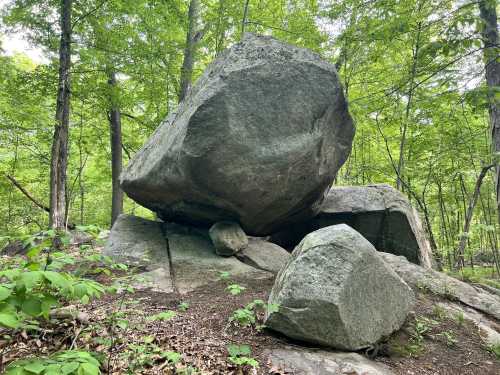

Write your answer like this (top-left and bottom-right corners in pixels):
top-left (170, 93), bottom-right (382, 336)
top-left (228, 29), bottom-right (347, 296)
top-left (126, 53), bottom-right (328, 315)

top-left (266, 224), bottom-right (415, 350)
top-left (235, 237), bottom-right (290, 274)
top-left (208, 221), bottom-right (248, 256)
top-left (271, 184), bottom-right (434, 267)
top-left (120, 33), bottom-right (354, 236)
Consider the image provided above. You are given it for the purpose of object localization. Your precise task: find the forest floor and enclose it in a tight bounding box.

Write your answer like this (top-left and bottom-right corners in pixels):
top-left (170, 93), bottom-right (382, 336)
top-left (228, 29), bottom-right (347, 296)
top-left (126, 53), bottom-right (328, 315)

top-left (1, 242), bottom-right (499, 375)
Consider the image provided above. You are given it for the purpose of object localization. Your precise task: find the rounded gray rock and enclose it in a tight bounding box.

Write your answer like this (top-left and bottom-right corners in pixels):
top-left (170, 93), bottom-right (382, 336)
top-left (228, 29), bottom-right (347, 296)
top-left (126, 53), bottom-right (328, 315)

top-left (209, 221), bottom-right (248, 256)
top-left (121, 33), bottom-right (355, 235)
top-left (265, 224), bottom-right (415, 351)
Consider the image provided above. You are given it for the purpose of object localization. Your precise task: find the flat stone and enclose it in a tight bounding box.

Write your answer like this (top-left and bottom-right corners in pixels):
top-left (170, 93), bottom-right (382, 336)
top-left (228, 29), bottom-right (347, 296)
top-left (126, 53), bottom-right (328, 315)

top-left (103, 214), bottom-right (169, 268)
top-left (380, 252), bottom-right (500, 320)
top-left (265, 347), bottom-right (395, 375)
top-left (235, 237), bottom-right (290, 274)
top-left (166, 223), bottom-right (272, 293)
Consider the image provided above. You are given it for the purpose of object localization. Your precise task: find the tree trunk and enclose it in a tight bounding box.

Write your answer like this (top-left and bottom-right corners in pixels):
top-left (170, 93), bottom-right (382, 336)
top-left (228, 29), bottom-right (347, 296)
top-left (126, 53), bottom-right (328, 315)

top-left (241, 0), bottom-right (250, 35)
top-left (479, 0), bottom-right (500, 223)
top-left (178, 0), bottom-right (200, 102)
top-left (49, 0), bottom-right (72, 230)
top-left (455, 164), bottom-right (494, 268)
top-left (108, 71), bottom-right (123, 226)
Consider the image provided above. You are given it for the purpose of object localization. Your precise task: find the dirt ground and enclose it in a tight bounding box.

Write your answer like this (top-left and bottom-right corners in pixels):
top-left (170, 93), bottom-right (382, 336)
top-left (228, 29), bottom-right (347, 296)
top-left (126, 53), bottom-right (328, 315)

top-left (2, 266), bottom-right (499, 375)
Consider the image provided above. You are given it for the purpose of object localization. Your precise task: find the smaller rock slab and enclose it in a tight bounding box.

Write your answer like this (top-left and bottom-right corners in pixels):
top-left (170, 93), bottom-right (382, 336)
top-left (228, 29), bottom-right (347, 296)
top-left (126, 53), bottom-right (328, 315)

top-left (380, 252), bottom-right (500, 320)
top-left (266, 224), bottom-right (415, 350)
top-left (166, 223), bottom-right (272, 293)
top-left (103, 214), bottom-right (169, 268)
top-left (265, 347), bottom-right (394, 375)
top-left (235, 238), bottom-right (290, 274)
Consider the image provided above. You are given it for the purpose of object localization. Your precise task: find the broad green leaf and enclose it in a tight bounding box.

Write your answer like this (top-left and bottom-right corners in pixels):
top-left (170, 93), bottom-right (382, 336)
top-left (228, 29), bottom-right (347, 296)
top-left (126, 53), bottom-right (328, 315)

top-left (22, 298), bottom-right (42, 317)
top-left (23, 361), bottom-right (45, 374)
top-left (61, 362), bottom-right (79, 374)
top-left (78, 362), bottom-right (99, 375)
top-left (0, 312), bottom-right (20, 328)
top-left (0, 285), bottom-right (12, 301)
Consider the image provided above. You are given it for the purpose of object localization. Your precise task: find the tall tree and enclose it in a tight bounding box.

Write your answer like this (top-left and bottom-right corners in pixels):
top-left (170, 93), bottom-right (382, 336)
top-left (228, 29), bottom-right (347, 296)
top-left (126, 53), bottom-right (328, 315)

top-left (107, 70), bottom-right (123, 225)
top-left (478, 0), bottom-right (500, 223)
top-left (49, 0), bottom-right (72, 229)
top-left (179, 0), bottom-right (200, 102)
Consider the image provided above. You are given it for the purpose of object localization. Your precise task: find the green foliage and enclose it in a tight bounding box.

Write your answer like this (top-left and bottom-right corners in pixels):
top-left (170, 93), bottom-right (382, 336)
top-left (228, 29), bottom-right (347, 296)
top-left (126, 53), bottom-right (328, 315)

top-left (227, 344), bottom-right (259, 368)
top-left (5, 350), bottom-right (101, 375)
top-left (486, 343), bottom-right (500, 359)
top-left (147, 310), bottom-right (176, 322)
top-left (226, 284), bottom-right (246, 296)
top-left (0, 267), bottom-right (105, 329)
top-left (229, 299), bottom-right (279, 329)
top-left (437, 331), bottom-right (457, 347)
top-left (178, 302), bottom-right (190, 312)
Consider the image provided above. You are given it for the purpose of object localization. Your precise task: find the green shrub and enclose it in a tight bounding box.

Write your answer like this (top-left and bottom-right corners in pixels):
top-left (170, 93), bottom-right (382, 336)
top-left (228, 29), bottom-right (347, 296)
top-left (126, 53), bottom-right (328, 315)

top-left (5, 350), bottom-right (101, 375)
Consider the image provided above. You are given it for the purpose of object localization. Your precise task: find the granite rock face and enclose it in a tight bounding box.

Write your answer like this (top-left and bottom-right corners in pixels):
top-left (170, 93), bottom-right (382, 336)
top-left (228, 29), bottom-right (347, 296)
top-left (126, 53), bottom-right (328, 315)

top-left (266, 224), bottom-right (415, 350)
top-left (271, 184), bottom-right (434, 267)
top-left (121, 33), bottom-right (354, 236)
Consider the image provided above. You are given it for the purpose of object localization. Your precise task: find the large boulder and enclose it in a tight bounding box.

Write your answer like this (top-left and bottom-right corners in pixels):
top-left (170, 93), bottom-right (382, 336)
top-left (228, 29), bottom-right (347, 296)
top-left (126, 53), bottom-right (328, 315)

top-left (265, 224), bottom-right (415, 350)
top-left (121, 33), bottom-right (355, 236)
top-left (271, 184), bottom-right (434, 267)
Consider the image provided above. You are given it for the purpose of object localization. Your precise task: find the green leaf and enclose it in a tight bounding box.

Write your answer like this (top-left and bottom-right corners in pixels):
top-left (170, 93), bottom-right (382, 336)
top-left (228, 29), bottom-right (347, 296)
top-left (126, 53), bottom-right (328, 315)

top-left (0, 285), bottom-right (12, 301)
top-left (61, 362), bottom-right (79, 374)
top-left (78, 362), bottom-right (99, 375)
top-left (43, 271), bottom-right (70, 291)
top-left (17, 271), bottom-right (44, 291)
top-left (22, 298), bottom-right (42, 317)
top-left (23, 361), bottom-right (45, 374)
top-left (0, 312), bottom-right (20, 328)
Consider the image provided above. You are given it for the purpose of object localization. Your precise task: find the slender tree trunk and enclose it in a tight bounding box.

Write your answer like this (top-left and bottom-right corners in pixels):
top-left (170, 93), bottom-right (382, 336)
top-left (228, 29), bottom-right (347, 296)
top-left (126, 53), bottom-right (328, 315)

top-left (178, 0), bottom-right (200, 102)
top-left (49, 0), bottom-right (72, 230)
top-left (479, 0), bottom-right (500, 224)
top-left (455, 164), bottom-right (494, 268)
top-left (397, 20), bottom-right (422, 190)
top-left (108, 71), bottom-right (123, 226)
top-left (241, 0), bottom-right (250, 35)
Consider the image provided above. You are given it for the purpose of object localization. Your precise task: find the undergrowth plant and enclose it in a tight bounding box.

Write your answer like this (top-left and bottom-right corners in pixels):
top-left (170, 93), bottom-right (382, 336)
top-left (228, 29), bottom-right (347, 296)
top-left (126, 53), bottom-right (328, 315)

top-left (5, 350), bottom-right (101, 375)
top-left (229, 299), bottom-right (279, 330)
top-left (227, 344), bottom-right (259, 369)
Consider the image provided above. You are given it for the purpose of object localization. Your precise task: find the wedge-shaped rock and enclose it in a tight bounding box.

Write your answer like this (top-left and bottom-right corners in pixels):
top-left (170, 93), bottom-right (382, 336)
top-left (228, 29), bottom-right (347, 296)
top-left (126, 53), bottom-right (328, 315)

top-left (121, 33), bottom-right (354, 236)
top-left (266, 224), bottom-right (415, 350)
top-left (271, 184), bottom-right (434, 267)
top-left (235, 237), bottom-right (290, 274)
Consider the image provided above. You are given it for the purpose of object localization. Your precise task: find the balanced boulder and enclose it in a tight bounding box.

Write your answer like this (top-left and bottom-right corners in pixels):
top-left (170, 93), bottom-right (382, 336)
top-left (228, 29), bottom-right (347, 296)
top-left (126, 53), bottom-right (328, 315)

top-left (121, 33), bottom-right (355, 236)
top-left (265, 224), bottom-right (415, 350)
top-left (271, 184), bottom-right (434, 267)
